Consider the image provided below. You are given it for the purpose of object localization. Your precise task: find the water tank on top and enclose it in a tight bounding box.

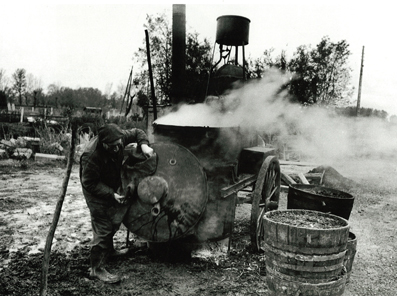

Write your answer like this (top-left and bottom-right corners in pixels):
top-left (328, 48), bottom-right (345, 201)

top-left (216, 15), bottom-right (250, 46)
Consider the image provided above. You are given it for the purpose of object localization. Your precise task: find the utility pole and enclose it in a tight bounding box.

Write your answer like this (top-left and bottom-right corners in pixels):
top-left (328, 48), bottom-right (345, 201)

top-left (356, 46), bottom-right (364, 116)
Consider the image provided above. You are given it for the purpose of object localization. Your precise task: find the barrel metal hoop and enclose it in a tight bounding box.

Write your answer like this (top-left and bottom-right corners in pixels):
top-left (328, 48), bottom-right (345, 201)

top-left (264, 239), bottom-right (347, 255)
top-left (264, 243), bottom-right (347, 262)
top-left (266, 264), bottom-right (347, 285)
top-left (267, 258), bottom-right (344, 273)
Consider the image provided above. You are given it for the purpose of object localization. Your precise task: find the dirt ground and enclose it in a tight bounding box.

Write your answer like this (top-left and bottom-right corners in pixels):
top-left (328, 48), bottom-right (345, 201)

top-left (0, 154), bottom-right (396, 296)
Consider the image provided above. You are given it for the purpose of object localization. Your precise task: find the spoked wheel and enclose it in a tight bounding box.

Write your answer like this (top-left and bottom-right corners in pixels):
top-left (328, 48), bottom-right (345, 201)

top-left (250, 155), bottom-right (280, 252)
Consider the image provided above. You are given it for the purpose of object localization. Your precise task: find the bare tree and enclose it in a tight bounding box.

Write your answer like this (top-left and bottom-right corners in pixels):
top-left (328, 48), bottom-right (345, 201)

top-left (12, 68), bottom-right (27, 106)
top-left (47, 83), bottom-right (62, 107)
top-left (0, 69), bottom-right (11, 108)
top-left (0, 69), bottom-right (10, 91)
top-left (26, 73), bottom-right (43, 107)
top-left (47, 83), bottom-right (61, 96)
top-left (104, 82), bottom-right (113, 100)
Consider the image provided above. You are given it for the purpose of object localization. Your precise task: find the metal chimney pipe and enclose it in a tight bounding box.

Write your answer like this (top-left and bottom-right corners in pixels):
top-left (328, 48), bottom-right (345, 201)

top-left (171, 4), bottom-right (186, 105)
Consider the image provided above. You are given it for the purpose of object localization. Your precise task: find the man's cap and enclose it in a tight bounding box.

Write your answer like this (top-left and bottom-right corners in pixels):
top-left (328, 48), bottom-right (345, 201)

top-left (98, 124), bottom-right (124, 144)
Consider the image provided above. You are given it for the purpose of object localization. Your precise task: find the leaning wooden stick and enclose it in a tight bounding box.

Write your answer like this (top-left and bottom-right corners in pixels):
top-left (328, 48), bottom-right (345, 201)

top-left (297, 172), bottom-right (310, 185)
top-left (281, 171), bottom-right (296, 185)
top-left (39, 123), bottom-right (77, 296)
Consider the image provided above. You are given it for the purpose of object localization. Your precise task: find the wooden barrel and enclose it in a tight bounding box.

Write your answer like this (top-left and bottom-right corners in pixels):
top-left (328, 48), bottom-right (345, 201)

top-left (266, 270), bottom-right (347, 296)
top-left (263, 210), bottom-right (350, 296)
top-left (344, 232), bottom-right (357, 283)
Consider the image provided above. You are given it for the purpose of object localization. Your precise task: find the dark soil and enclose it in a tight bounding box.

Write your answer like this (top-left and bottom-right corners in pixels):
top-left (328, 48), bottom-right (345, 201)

top-left (301, 187), bottom-right (351, 199)
top-left (0, 217), bottom-right (267, 296)
top-left (315, 189), bottom-right (349, 198)
top-left (1, 156), bottom-right (397, 295)
top-left (267, 210), bottom-right (347, 229)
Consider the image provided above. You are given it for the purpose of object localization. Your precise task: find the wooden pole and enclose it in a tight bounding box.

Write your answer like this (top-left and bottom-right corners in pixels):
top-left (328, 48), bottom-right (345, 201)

top-left (242, 42), bottom-right (246, 80)
top-left (20, 107), bottom-right (24, 123)
top-left (39, 122), bottom-right (77, 296)
top-left (145, 29), bottom-right (157, 120)
top-left (120, 67), bottom-right (133, 114)
top-left (356, 46), bottom-right (365, 116)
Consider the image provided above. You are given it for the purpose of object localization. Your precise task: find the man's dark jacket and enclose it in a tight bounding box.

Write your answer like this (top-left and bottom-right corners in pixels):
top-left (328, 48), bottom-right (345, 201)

top-left (79, 128), bottom-right (149, 206)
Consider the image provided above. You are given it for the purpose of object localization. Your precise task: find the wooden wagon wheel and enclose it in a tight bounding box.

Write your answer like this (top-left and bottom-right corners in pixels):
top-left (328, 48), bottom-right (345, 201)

top-left (250, 155), bottom-right (280, 252)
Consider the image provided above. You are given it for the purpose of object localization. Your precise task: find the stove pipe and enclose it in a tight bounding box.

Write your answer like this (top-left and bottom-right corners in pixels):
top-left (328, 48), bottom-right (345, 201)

top-left (171, 4), bottom-right (186, 105)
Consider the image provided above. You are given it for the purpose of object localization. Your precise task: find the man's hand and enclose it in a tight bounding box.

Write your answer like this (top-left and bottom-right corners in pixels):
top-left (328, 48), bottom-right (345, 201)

top-left (141, 144), bottom-right (154, 159)
top-left (114, 193), bottom-right (127, 204)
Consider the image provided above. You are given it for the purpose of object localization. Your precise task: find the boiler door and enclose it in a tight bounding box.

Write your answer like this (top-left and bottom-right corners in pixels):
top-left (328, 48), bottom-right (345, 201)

top-left (124, 142), bottom-right (208, 242)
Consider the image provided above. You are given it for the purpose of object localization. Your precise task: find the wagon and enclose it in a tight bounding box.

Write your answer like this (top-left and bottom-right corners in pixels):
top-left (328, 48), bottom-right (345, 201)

top-left (122, 13), bottom-right (281, 254)
top-left (123, 122), bottom-right (281, 253)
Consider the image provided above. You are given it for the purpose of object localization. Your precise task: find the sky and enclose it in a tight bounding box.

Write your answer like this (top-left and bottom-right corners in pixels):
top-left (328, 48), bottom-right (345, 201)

top-left (1, 1), bottom-right (397, 116)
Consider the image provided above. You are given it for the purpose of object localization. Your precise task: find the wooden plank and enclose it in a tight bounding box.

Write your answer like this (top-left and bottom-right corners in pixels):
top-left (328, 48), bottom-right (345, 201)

top-left (281, 172), bottom-right (296, 185)
top-left (286, 173), bottom-right (322, 185)
top-left (298, 172), bottom-right (310, 184)
top-left (220, 174), bottom-right (256, 198)
top-left (279, 160), bottom-right (317, 167)
top-left (35, 153), bottom-right (65, 161)
top-left (281, 185), bottom-right (289, 192)
top-left (320, 170), bottom-right (326, 185)
top-left (289, 173), bottom-right (322, 179)
top-left (288, 173), bottom-right (322, 184)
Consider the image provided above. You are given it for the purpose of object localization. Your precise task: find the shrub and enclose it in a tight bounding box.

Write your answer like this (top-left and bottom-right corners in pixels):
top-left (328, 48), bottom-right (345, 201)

top-left (34, 126), bottom-right (70, 156)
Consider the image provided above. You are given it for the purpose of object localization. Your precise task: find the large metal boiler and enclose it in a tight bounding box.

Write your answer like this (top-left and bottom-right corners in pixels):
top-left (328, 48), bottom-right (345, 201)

top-left (123, 14), bottom-right (281, 253)
top-left (123, 128), bottom-right (280, 252)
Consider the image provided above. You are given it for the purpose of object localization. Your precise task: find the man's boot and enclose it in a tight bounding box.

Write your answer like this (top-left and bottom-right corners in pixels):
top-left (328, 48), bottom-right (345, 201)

top-left (89, 246), bottom-right (121, 283)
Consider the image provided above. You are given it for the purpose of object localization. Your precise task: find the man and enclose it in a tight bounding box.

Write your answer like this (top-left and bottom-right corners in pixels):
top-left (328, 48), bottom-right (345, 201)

top-left (80, 123), bottom-right (154, 283)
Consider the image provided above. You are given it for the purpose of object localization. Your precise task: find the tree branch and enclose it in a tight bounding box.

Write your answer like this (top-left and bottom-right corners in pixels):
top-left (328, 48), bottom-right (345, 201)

top-left (39, 121), bottom-right (77, 296)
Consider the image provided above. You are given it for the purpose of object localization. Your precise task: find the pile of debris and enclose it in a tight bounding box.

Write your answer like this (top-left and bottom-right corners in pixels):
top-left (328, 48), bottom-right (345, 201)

top-left (0, 137), bottom-right (65, 161)
top-left (279, 160), bottom-right (358, 192)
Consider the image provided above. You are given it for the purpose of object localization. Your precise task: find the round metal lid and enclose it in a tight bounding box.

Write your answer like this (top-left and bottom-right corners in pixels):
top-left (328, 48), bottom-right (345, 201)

top-left (124, 142), bottom-right (208, 242)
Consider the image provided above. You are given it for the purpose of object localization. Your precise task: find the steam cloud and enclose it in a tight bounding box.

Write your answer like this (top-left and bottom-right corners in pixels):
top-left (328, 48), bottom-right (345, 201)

top-left (155, 69), bottom-right (397, 165)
